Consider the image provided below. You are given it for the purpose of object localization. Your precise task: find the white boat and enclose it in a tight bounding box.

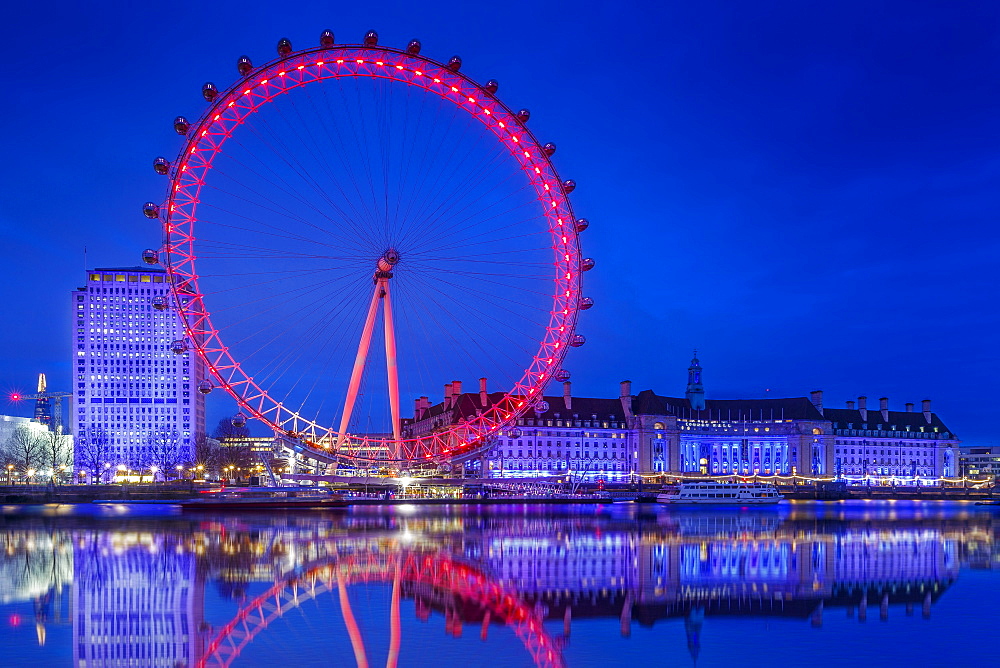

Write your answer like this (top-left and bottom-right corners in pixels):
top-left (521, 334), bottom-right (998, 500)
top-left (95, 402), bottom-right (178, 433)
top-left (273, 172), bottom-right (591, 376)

top-left (656, 481), bottom-right (784, 505)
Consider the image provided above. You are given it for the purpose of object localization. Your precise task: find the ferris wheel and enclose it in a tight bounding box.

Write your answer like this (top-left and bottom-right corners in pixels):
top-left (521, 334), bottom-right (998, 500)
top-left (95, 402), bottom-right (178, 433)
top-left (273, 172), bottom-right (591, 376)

top-left (142, 30), bottom-right (594, 466)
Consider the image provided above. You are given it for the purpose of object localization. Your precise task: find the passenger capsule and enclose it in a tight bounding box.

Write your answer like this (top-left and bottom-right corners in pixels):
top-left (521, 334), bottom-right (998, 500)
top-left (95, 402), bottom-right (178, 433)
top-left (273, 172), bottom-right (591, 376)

top-left (563, 179), bottom-right (576, 193)
top-left (277, 37), bottom-right (293, 56)
top-left (406, 39), bottom-right (421, 54)
top-left (151, 296), bottom-right (168, 311)
top-left (579, 297), bottom-right (594, 310)
top-left (141, 249), bottom-right (159, 265)
top-left (232, 413), bottom-right (247, 428)
top-left (197, 380), bottom-right (213, 395)
top-left (508, 428), bottom-right (522, 439)
top-left (556, 369), bottom-right (571, 382)
top-left (237, 56), bottom-right (253, 76)
top-left (202, 82), bottom-right (218, 102)
top-left (516, 109), bottom-right (531, 123)
top-left (570, 334), bottom-right (586, 347)
top-left (446, 55), bottom-right (462, 72)
top-left (543, 142), bottom-right (556, 156)
top-left (575, 218), bottom-right (590, 232)
top-left (320, 29), bottom-right (335, 47)
top-left (581, 257), bottom-right (595, 271)
top-left (483, 79), bottom-right (499, 95)
top-left (173, 116), bottom-right (190, 135)
top-left (142, 202), bottom-right (160, 219)
top-left (171, 339), bottom-right (187, 355)
top-left (364, 30), bottom-right (378, 46)
top-left (153, 157), bottom-right (170, 175)
top-left (535, 400), bottom-right (550, 413)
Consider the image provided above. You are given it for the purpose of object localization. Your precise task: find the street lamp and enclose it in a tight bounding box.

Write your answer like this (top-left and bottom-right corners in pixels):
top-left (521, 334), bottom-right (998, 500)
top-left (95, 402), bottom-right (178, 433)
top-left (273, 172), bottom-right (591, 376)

top-left (150, 466), bottom-right (159, 484)
top-left (27, 469), bottom-right (35, 484)
top-left (6, 464), bottom-right (12, 485)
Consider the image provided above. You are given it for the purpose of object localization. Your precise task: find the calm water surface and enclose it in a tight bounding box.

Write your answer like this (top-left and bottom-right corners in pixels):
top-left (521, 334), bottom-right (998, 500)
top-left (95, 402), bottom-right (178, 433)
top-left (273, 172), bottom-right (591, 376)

top-left (0, 500), bottom-right (997, 667)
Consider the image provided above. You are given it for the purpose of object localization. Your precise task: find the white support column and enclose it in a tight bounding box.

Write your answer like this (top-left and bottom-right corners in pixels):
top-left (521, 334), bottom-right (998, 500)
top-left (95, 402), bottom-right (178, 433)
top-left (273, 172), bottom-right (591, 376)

top-left (382, 278), bottom-right (402, 458)
top-left (336, 282), bottom-right (383, 451)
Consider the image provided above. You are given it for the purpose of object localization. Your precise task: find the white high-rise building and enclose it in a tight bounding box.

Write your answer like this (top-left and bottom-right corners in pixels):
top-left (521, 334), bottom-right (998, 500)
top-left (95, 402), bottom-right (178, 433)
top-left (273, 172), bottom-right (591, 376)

top-left (72, 266), bottom-right (205, 473)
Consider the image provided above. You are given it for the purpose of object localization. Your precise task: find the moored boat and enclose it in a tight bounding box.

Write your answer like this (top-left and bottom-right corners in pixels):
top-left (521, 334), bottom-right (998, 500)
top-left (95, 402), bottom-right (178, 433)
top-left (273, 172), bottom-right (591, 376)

top-left (656, 481), bottom-right (784, 505)
top-left (179, 487), bottom-right (346, 511)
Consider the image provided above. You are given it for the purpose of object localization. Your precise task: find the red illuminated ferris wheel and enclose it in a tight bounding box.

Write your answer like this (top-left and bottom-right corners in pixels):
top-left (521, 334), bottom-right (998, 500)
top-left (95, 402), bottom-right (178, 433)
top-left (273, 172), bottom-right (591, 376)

top-left (143, 30), bottom-right (593, 466)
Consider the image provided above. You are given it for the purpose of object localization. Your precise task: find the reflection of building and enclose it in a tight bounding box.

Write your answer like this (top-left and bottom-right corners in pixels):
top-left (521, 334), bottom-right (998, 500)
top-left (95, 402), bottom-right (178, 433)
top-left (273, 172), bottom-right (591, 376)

top-left (3, 510), bottom-right (990, 664)
top-left (473, 515), bottom-right (961, 636)
top-left (72, 533), bottom-right (203, 667)
top-left (71, 266), bottom-right (206, 470)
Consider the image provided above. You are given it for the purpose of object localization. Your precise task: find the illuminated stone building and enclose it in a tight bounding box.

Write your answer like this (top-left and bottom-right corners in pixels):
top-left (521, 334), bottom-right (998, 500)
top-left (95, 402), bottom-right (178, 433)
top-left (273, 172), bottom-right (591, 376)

top-left (403, 355), bottom-right (958, 482)
top-left (825, 396), bottom-right (961, 481)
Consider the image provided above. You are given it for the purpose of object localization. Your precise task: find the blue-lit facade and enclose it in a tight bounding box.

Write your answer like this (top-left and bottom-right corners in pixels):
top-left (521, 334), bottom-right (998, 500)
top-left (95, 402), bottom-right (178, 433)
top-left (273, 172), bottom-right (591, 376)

top-left (404, 358), bottom-right (960, 484)
top-left (71, 266), bottom-right (205, 473)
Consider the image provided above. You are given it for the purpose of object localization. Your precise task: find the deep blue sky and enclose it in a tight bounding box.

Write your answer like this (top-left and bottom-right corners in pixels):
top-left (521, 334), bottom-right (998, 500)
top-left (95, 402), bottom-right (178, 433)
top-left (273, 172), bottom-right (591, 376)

top-left (1, 1), bottom-right (997, 442)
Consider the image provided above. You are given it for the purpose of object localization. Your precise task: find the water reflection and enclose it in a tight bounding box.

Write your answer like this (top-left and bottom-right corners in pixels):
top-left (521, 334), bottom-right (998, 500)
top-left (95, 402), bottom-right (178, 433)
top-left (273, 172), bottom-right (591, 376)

top-left (0, 503), bottom-right (998, 667)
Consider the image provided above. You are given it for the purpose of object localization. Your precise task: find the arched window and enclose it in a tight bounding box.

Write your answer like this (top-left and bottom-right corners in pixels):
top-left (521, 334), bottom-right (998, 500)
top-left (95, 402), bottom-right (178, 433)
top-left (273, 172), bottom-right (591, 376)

top-left (653, 422), bottom-right (665, 430)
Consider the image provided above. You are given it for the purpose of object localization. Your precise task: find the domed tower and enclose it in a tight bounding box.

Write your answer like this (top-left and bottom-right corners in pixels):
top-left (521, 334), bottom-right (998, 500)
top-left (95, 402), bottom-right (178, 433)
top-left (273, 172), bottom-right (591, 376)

top-left (685, 351), bottom-right (706, 411)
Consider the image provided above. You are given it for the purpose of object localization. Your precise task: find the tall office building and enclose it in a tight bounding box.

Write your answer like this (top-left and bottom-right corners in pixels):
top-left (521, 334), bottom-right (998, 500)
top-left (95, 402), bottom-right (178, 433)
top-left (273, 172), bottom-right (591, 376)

top-left (72, 266), bottom-right (205, 471)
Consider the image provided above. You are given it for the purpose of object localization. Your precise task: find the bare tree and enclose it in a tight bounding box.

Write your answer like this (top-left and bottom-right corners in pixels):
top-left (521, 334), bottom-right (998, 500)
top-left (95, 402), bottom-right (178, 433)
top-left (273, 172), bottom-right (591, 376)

top-left (218, 440), bottom-right (255, 482)
top-left (213, 417), bottom-right (250, 441)
top-left (128, 447), bottom-right (153, 483)
top-left (214, 419), bottom-right (254, 482)
top-left (193, 434), bottom-right (220, 478)
top-left (74, 428), bottom-right (115, 484)
top-left (147, 429), bottom-right (183, 480)
top-left (38, 429), bottom-right (71, 484)
top-left (6, 426), bottom-right (43, 478)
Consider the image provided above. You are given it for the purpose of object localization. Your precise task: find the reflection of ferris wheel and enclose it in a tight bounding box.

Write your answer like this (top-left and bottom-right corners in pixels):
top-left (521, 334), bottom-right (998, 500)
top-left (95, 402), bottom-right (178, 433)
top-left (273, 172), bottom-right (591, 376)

top-left (143, 30), bottom-right (593, 466)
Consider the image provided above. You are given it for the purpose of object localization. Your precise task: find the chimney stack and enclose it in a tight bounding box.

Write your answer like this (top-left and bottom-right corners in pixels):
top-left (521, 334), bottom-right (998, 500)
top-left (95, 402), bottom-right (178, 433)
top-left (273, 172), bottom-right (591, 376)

top-left (905, 402), bottom-right (914, 412)
top-left (922, 399), bottom-right (932, 424)
top-left (563, 381), bottom-right (572, 410)
top-left (414, 397), bottom-right (422, 420)
top-left (479, 377), bottom-right (488, 407)
top-left (452, 380), bottom-right (462, 397)
top-left (444, 383), bottom-right (452, 410)
top-left (810, 390), bottom-right (823, 414)
top-left (846, 400), bottom-right (855, 409)
top-left (620, 380), bottom-right (632, 397)
top-left (880, 397), bottom-right (889, 422)
top-left (858, 396), bottom-right (868, 422)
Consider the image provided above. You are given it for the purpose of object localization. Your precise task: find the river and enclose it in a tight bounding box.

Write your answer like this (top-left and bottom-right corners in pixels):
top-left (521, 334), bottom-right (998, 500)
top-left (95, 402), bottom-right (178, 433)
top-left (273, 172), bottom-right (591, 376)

top-left (0, 500), bottom-right (996, 667)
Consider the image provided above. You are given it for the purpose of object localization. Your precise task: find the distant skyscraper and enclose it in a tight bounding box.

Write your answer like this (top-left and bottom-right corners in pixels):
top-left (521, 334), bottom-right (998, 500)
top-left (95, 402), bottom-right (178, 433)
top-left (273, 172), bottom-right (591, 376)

top-left (71, 266), bottom-right (205, 471)
top-left (33, 373), bottom-right (52, 428)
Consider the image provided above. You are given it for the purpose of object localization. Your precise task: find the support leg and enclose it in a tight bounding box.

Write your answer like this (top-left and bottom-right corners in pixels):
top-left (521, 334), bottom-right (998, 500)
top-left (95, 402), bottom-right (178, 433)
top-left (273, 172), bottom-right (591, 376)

top-left (382, 279), bottom-right (402, 458)
top-left (336, 283), bottom-right (384, 451)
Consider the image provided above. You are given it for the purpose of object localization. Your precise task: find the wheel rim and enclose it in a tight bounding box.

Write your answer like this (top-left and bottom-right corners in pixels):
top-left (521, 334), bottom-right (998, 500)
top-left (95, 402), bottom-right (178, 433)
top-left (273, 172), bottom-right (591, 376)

top-left (160, 43), bottom-right (584, 465)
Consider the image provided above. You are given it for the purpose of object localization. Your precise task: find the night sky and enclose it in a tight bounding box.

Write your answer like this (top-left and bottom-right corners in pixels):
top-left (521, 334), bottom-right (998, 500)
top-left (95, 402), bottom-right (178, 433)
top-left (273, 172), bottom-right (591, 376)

top-left (1, 1), bottom-right (997, 442)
